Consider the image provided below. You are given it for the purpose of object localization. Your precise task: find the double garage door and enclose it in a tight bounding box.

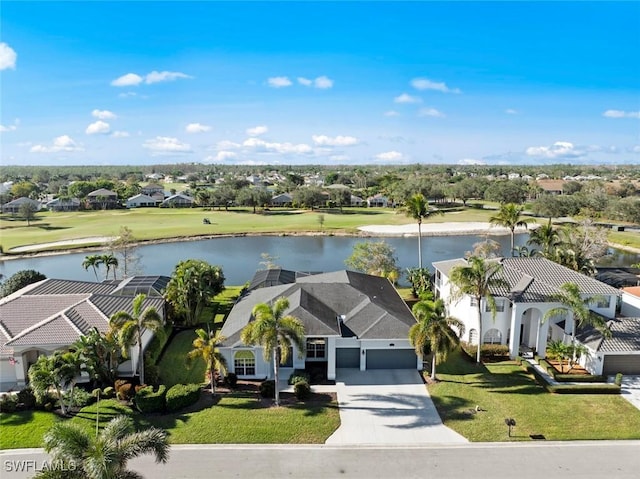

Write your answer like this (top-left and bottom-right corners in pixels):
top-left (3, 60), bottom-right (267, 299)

top-left (335, 348), bottom-right (416, 369)
top-left (602, 354), bottom-right (640, 375)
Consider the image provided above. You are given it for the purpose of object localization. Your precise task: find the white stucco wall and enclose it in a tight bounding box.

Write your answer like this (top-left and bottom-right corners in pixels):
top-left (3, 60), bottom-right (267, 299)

top-left (621, 292), bottom-right (640, 317)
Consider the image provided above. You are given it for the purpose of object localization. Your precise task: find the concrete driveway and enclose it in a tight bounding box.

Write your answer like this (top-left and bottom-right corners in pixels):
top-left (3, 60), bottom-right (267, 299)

top-left (621, 376), bottom-right (640, 411)
top-left (325, 369), bottom-right (467, 445)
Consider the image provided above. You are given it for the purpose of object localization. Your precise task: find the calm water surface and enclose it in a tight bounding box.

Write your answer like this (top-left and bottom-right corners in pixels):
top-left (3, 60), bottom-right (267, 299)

top-left (1, 234), bottom-right (637, 285)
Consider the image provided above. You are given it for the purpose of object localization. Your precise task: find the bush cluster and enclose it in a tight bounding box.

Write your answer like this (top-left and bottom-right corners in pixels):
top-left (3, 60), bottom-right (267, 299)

top-left (166, 383), bottom-right (201, 412)
top-left (225, 372), bottom-right (238, 388)
top-left (134, 385), bottom-right (167, 413)
top-left (259, 380), bottom-right (275, 398)
top-left (460, 342), bottom-right (510, 361)
top-left (0, 394), bottom-right (18, 413)
top-left (288, 370), bottom-right (310, 386)
top-left (293, 380), bottom-right (311, 400)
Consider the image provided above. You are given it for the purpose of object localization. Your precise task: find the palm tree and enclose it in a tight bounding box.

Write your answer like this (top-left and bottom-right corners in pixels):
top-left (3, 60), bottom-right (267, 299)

top-left (187, 328), bottom-right (228, 395)
top-left (543, 282), bottom-right (610, 362)
top-left (449, 256), bottom-right (510, 364)
top-left (527, 218), bottom-right (560, 257)
top-left (28, 351), bottom-right (80, 416)
top-left (100, 253), bottom-right (119, 280)
top-left (39, 415), bottom-right (168, 479)
top-left (403, 193), bottom-right (443, 268)
top-left (109, 293), bottom-right (164, 385)
top-left (489, 203), bottom-right (534, 256)
top-left (240, 297), bottom-right (305, 406)
top-left (82, 255), bottom-right (102, 281)
top-left (409, 299), bottom-right (464, 380)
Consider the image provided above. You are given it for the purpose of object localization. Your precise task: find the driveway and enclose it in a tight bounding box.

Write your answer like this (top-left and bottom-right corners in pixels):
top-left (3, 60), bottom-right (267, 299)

top-left (621, 375), bottom-right (640, 411)
top-left (325, 369), bottom-right (467, 445)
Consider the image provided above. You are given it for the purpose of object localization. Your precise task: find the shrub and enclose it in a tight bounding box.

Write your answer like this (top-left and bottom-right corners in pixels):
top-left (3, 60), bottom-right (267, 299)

top-left (294, 380), bottom-right (311, 400)
top-left (145, 325), bottom-right (173, 364)
top-left (460, 343), bottom-right (509, 361)
top-left (288, 370), bottom-right (310, 386)
top-left (615, 373), bottom-right (624, 387)
top-left (102, 386), bottom-right (115, 399)
top-left (67, 388), bottom-right (94, 408)
top-left (144, 361), bottom-right (161, 386)
top-left (16, 387), bottom-right (37, 410)
top-left (547, 384), bottom-right (621, 394)
top-left (134, 385), bottom-right (167, 413)
top-left (554, 374), bottom-right (607, 383)
top-left (166, 383), bottom-right (201, 412)
top-left (0, 394), bottom-right (18, 413)
top-left (116, 383), bottom-right (135, 401)
top-left (259, 380), bottom-right (275, 398)
top-left (35, 391), bottom-right (57, 410)
top-left (92, 388), bottom-right (102, 398)
top-left (225, 372), bottom-right (238, 388)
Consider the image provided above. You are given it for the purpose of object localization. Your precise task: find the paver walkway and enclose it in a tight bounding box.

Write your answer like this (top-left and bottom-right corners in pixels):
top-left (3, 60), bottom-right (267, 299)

top-left (325, 369), bottom-right (467, 445)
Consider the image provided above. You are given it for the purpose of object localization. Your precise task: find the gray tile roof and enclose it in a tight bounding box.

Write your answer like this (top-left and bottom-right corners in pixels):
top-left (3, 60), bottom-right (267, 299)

top-left (26, 279), bottom-right (117, 296)
top-left (577, 317), bottom-right (640, 352)
top-left (220, 270), bottom-right (416, 347)
top-left (8, 316), bottom-right (81, 347)
top-left (0, 295), bottom-right (89, 336)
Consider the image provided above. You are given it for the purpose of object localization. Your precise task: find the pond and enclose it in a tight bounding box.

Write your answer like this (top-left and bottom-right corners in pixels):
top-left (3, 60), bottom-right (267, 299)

top-left (0, 234), bottom-right (637, 286)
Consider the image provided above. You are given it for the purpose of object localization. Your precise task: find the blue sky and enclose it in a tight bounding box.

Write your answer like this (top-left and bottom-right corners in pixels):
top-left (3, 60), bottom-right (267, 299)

top-left (1, 1), bottom-right (639, 166)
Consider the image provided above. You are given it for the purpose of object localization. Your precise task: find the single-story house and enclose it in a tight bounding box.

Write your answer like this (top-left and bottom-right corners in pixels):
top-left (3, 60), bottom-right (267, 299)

top-left (87, 188), bottom-right (119, 209)
top-left (1, 197), bottom-right (42, 214)
top-left (161, 193), bottom-right (194, 208)
top-left (0, 276), bottom-right (169, 392)
top-left (432, 256), bottom-right (637, 374)
top-left (46, 197), bottom-right (81, 212)
top-left (126, 193), bottom-right (160, 208)
top-left (367, 194), bottom-right (391, 208)
top-left (218, 270), bottom-right (419, 381)
top-left (350, 195), bottom-right (364, 207)
top-left (271, 193), bottom-right (293, 207)
top-left (141, 183), bottom-right (165, 196)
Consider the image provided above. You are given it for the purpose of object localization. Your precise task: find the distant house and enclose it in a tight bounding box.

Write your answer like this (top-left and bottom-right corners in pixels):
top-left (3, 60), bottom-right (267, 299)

top-left (46, 197), bottom-right (81, 212)
top-left (1, 197), bottom-right (42, 214)
top-left (87, 188), bottom-right (119, 209)
top-left (126, 194), bottom-right (160, 208)
top-left (536, 179), bottom-right (566, 196)
top-left (350, 195), bottom-right (364, 207)
top-left (141, 183), bottom-right (165, 197)
top-left (0, 276), bottom-right (169, 391)
top-left (367, 194), bottom-right (390, 208)
top-left (161, 193), bottom-right (194, 208)
top-left (271, 193), bottom-right (293, 207)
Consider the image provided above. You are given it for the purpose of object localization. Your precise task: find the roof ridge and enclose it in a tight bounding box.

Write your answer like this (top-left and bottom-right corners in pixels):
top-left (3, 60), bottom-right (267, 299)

top-left (357, 310), bottom-right (388, 338)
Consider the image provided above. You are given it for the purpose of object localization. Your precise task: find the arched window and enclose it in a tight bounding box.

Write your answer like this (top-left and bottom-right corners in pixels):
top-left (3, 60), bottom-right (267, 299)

top-left (234, 350), bottom-right (256, 376)
top-left (484, 328), bottom-right (502, 345)
top-left (468, 329), bottom-right (478, 345)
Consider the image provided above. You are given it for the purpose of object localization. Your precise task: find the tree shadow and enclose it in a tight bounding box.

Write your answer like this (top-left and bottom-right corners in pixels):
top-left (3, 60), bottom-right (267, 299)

top-left (0, 409), bottom-right (35, 426)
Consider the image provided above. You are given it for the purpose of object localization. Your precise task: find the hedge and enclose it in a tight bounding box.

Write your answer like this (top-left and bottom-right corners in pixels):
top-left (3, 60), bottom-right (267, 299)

top-left (460, 342), bottom-right (510, 361)
top-left (134, 385), bottom-right (167, 413)
top-left (521, 362), bottom-right (620, 394)
top-left (166, 383), bottom-right (201, 412)
top-left (146, 324), bottom-right (174, 365)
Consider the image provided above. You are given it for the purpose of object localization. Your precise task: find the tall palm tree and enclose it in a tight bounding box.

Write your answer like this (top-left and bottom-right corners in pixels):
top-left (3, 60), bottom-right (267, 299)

top-left (543, 282), bottom-right (610, 361)
top-left (240, 297), bottom-right (305, 406)
top-left (527, 218), bottom-right (560, 257)
top-left (82, 255), bottom-right (102, 281)
top-left (109, 294), bottom-right (164, 385)
top-left (28, 352), bottom-right (74, 415)
top-left (100, 253), bottom-right (119, 280)
top-left (403, 193), bottom-right (443, 268)
top-left (489, 203), bottom-right (534, 256)
top-left (409, 299), bottom-right (464, 380)
top-left (39, 415), bottom-right (168, 479)
top-left (187, 328), bottom-right (228, 395)
top-left (449, 256), bottom-right (510, 364)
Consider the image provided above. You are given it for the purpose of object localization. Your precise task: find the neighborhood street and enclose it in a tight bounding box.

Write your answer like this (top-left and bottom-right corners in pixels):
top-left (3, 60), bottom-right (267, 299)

top-left (3, 442), bottom-right (639, 479)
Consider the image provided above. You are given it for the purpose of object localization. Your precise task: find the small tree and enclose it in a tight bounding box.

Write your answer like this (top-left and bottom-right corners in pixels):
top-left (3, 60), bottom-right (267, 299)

top-left (82, 255), bottom-right (102, 281)
top-left (0, 269), bottom-right (46, 298)
top-left (19, 202), bottom-right (38, 226)
top-left (317, 213), bottom-right (325, 231)
top-left (28, 351), bottom-right (80, 415)
top-left (345, 240), bottom-right (400, 280)
top-left (402, 193), bottom-right (443, 268)
top-left (489, 203), bottom-right (534, 256)
top-left (186, 328), bottom-right (228, 395)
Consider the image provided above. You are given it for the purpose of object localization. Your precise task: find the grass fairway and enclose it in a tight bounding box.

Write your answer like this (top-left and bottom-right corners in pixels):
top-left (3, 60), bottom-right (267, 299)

top-left (428, 349), bottom-right (640, 441)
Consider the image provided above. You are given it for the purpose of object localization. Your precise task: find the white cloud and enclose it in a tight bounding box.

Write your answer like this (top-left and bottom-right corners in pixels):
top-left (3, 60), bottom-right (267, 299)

top-left (205, 151), bottom-right (238, 163)
top-left (216, 140), bottom-right (241, 150)
top-left (30, 135), bottom-right (83, 153)
top-left (312, 135), bottom-right (359, 146)
top-left (111, 73), bottom-right (144, 87)
top-left (243, 137), bottom-right (312, 154)
top-left (246, 125), bottom-right (268, 136)
top-left (384, 110), bottom-right (400, 117)
top-left (525, 141), bottom-right (585, 159)
top-left (631, 145), bottom-right (640, 154)
top-left (410, 78), bottom-right (461, 94)
top-left (505, 109), bottom-right (518, 115)
top-left (112, 131), bottom-right (130, 138)
top-left (394, 93), bottom-right (421, 104)
top-left (92, 109), bottom-right (117, 120)
top-left (418, 107), bottom-right (445, 118)
top-left (458, 158), bottom-right (486, 165)
top-left (0, 42), bottom-right (17, 70)
top-left (143, 136), bottom-right (192, 155)
top-left (185, 123), bottom-right (212, 133)
top-left (118, 91), bottom-right (138, 98)
top-left (603, 109), bottom-right (640, 119)
top-left (297, 77), bottom-right (312, 86)
top-left (145, 70), bottom-right (192, 84)
top-left (313, 76), bottom-right (334, 89)
top-left (267, 76), bottom-right (293, 88)
top-left (85, 120), bottom-right (111, 135)
top-left (0, 124), bottom-right (17, 132)
top-left (375, 150), bottom-right (405, 162)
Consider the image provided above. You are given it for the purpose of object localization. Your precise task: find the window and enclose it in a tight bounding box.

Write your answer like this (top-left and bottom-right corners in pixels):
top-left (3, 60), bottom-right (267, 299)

top-left (485, 299), bottom-right (505, 312)
top-left (470, 297), bottom-right (478, 307)
top-left (590, 297), bottom-right (610, 309)
top-left (483, 328), bottom-right (502, 344)
top-left (234, 350), bottom-right (255, 376)
top-left (468, 329), bottom-right (478, 345)
top-left (306, 338), bottom-right (326, 359)
top-left (435, 270), bottom-right (442, 287)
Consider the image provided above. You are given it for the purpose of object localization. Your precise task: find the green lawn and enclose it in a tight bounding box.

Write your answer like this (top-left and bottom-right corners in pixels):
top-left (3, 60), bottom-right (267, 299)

top-left (0, 410), bottom-right (60, 449)
top-left (158, 328), bottom-right (206, 387)
top-left (428, 349), bottom-right (640, 441)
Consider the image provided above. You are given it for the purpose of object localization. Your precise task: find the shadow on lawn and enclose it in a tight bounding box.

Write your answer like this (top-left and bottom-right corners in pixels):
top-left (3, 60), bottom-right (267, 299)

top-left (430, 395), bottom-right (476, 421)
top-left (0, 410), bottom-right (35, 426)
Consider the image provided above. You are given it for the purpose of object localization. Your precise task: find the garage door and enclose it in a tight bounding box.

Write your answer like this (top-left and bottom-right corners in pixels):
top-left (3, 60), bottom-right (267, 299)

top-left (336, 348), bottom-right (360, 368)
top-left (603, 354), bottom-right (640, 375)
top-left (366, 349), bottom-right (417, 369)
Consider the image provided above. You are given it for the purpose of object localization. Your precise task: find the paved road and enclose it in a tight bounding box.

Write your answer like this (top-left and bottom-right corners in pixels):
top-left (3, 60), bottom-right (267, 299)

top-left (3, 443), bottom-right (639, 479)
top-left (326, 369), bottom-right (466, 444)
